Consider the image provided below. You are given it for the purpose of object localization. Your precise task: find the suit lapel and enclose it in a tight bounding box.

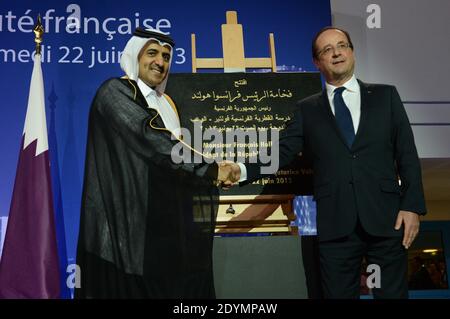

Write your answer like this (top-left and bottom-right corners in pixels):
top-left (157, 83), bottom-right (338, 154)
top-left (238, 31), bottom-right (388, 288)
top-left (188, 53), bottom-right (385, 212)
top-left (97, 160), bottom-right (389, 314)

top-left (319, 89), bottom-right (351, 150)
top-left (352, 80), bottom-right (372, 149)
top-left (318, 80), bottom-right (374, 150)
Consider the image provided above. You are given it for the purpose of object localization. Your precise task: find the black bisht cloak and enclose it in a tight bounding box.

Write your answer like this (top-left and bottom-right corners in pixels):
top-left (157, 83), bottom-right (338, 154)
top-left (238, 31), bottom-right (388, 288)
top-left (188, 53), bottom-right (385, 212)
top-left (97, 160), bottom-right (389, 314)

top-left (75, 78), bottom-right (219, 298)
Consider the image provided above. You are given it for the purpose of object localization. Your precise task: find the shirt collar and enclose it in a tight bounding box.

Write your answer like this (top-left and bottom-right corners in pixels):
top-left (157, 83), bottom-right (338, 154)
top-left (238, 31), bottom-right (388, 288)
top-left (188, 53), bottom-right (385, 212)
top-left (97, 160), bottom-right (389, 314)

top-left (325, 74), bottom-right (359, 97)
top-left (137, 78), bottom-right (156, 98)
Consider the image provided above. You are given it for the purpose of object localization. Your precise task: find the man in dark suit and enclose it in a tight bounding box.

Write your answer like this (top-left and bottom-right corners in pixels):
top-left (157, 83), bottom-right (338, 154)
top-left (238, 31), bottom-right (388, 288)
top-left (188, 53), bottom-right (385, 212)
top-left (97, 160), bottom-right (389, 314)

top-left (222, 27), bottom-right (426, 298)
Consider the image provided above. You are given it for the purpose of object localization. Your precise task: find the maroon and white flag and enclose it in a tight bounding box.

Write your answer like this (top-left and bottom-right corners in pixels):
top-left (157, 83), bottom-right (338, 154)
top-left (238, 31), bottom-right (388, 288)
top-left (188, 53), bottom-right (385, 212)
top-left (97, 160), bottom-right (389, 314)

top-left (0, 55), bottom-right (60, 298)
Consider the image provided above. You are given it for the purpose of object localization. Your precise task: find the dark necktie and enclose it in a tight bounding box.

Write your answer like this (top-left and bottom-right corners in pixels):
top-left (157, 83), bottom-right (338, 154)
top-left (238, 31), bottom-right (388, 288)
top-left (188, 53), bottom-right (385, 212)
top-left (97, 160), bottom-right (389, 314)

top-left (333, 87), bottom-right (355, 147)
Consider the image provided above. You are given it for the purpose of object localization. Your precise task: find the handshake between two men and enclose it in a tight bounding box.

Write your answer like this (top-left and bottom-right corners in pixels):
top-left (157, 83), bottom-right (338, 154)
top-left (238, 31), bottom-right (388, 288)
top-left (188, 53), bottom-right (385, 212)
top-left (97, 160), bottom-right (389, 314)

top-left (217, 161), bottom-right (241, 189)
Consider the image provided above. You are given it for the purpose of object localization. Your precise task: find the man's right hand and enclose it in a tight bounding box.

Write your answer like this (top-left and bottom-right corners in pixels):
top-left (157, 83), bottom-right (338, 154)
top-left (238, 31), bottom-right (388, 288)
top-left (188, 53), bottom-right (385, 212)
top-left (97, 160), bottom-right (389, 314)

top-left (217, 161), bottom-right (241, 189)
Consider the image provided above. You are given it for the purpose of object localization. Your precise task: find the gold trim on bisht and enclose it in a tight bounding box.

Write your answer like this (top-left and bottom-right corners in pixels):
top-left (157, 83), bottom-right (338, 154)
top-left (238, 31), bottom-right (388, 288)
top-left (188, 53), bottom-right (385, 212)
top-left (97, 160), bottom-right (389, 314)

top-left (122, 76), bottom-right (214, 161)
top-left (33, 15), bottom-right (44, 55)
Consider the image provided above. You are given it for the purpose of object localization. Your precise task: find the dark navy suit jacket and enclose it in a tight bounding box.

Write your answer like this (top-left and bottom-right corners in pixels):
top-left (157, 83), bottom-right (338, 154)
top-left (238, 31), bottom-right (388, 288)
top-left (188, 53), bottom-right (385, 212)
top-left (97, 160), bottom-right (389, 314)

top-left (246, 80), bottom-right (426, 241)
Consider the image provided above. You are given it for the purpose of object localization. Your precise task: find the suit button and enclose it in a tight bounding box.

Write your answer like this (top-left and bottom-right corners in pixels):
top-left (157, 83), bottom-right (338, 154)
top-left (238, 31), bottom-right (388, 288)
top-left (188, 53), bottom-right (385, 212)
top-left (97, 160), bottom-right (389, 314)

top-left (349, 181), bottom-right (354, 185)
top-left (351, 154), bottom-right (358, 159)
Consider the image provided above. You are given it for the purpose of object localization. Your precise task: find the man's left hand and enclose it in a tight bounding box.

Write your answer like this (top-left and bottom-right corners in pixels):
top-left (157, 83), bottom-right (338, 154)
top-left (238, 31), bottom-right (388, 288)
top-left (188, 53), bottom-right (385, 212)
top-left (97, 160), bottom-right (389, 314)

top-left (394, 210), bottom-right (420, 249)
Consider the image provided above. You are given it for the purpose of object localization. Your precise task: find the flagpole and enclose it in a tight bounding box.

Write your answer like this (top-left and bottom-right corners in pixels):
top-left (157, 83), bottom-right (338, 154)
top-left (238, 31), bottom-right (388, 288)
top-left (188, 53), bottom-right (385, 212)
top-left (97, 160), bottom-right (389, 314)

top-left (34, 15), bottom-right (44, 55)
top-left (35, 14), bottom-right (71, 298)
top-left (34, 14), bottom-right (71, 298)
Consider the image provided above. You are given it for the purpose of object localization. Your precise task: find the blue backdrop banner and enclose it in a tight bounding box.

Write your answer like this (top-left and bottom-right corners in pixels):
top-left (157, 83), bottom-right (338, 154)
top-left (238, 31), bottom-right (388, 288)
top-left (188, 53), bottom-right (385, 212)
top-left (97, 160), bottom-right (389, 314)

top-left (0, 0), bottom-right (330, 296)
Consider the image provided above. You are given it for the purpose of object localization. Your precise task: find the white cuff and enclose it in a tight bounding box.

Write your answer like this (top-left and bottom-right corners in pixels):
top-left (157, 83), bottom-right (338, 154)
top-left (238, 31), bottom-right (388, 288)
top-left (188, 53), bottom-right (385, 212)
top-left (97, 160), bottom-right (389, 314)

top-left (237, 162), bottom-right (247, 182)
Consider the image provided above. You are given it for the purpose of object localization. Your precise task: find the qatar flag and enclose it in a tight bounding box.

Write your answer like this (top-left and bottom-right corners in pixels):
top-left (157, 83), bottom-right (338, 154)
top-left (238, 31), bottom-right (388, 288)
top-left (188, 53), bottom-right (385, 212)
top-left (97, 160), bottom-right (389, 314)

top-left (0, 55), bottom-right (60, 298)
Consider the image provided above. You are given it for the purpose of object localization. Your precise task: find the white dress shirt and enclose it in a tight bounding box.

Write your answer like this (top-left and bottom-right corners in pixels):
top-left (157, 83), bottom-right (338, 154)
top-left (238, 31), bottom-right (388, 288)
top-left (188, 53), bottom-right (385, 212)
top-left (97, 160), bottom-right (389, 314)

top-left (137, 79), bottom-right (181, 138)
top-left (325, 74), bottom-right (361, 134)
